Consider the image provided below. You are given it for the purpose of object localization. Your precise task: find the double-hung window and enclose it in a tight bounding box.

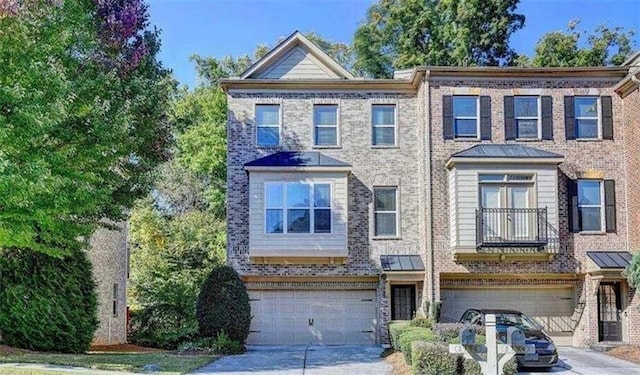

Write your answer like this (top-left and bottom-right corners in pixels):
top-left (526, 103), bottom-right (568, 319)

top-left (514, 96), bottom-right (540, 139)
top-left (574, 97), bottom-right (599, 139)
top-left (374, 187), bottom-right (398, 236)
top-left (112, 284), bottom-right (118, 317)
top-left (314, 105), bottom-right (338, 146)
top-left (256, 104), bottom-right (280, 147)
top-left (265, 182), bottom-right (331, 234)
top-left (372, 104), bottom-right (396, 146)
top-left (453, 96), bottom-right (479, 138)
top-left (577, 180), bottom-right (604, 232)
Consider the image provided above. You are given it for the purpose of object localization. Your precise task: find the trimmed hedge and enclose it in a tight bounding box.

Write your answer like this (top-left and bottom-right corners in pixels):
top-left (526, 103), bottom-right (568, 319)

top-left (196, 266), bottom-right (251, 343)
top-left (397, 326), bottom-right (437, 362)
top-left (411, 336), bottom-right (518, 375)
top-left (411, 341), bottom-right (459, 375)
top-left (0, 248), bottom-right (98, 353)
top-left (389, 321), bottom-right (410, 350)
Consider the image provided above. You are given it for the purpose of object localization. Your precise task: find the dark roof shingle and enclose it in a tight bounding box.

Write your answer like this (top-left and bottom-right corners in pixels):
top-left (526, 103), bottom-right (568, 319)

top-left (452, 144), bottom-right (564, 159)
top-left (245, 151), bottom-right (351, 168)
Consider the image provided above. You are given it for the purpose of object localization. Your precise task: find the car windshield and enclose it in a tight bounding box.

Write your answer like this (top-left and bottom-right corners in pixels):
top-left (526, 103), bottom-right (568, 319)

top-left (494, 312), bottom-right (542, 330)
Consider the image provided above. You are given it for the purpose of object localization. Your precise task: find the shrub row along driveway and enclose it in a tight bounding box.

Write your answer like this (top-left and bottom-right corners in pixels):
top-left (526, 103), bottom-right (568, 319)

top-left (189, 346), bottom-right (391, 375)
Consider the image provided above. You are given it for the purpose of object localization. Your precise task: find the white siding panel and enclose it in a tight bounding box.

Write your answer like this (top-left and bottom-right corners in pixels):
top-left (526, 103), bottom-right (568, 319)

top-left (249, 171), bottom-right (348, 256)
top-left (449, 169), bottom-right (457, 246)
top-left (453, 164), bottom-right (559, 248)
top-left (258, 46), bottom-right (337, 79)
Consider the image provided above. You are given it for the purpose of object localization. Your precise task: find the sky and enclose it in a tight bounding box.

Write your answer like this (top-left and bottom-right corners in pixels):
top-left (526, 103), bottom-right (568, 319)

top-left (147, 0), bottom-right (640, 87)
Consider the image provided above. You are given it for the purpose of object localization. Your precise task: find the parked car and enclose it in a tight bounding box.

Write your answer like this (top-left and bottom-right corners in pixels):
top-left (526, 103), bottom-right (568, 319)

top-left (459, 308), bottom-right (558, 369)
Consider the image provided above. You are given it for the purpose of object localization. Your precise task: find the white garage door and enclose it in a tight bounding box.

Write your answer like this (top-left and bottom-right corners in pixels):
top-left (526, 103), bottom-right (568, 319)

top-left (440, 287), bottom-right (575, 332)
top-left (248, 289), bottom-right (377, 345)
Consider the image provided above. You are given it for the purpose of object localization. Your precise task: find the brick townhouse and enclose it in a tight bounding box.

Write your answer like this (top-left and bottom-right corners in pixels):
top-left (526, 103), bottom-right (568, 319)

top-left (221, 31), bottom-right (640, 348)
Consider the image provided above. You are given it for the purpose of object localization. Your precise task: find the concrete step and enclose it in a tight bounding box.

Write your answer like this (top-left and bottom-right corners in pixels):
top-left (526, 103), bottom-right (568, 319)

top-left (590, 343), bottom-right (624, 352)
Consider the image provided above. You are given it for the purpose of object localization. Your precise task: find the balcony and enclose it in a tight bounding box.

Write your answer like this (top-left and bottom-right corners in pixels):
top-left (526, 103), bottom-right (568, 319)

top-left (476, 208), bottom-right (549, 248)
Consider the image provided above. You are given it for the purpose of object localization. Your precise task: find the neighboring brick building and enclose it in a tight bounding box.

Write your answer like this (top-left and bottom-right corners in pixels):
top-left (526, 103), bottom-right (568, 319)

top-left (88, 222), bottom-right (128, 345)
top-left (222, 31), bottom-right (639, 348)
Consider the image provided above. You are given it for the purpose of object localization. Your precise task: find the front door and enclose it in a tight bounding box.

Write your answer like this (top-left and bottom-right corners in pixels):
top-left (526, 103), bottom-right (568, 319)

top-left (598, 282), bottom-right (622, 342)
top-left (391, 285), bottom-right (416, 320)
top-left (480, 185), bottom-right (532, 241)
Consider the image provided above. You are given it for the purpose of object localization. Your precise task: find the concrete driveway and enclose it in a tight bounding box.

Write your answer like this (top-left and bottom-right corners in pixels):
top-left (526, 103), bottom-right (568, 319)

top-left (189, 345), bottom-right (391, 375)
top-left (520, 346), bottom-right (640, 375)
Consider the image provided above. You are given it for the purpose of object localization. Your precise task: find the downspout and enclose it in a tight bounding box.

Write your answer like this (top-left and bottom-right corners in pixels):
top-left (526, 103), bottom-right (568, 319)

top-left (423, 71), bottom-right (436, 311)
top-left (625, 67), bottom-right (640, 253)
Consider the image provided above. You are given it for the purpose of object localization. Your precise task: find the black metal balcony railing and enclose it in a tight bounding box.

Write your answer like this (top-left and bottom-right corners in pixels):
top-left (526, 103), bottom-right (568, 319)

top-left (476, 207), bottom-right (548, 248)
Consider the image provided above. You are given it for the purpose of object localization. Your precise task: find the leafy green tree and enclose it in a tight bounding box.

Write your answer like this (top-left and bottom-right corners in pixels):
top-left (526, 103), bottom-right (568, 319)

top-left (0, 0), bottom-right (172, 257)
top-left (627, 253), bottom-right (640, 290)
top-left (518, 21), bottom-right (636, 67)
top-left (0, 248), bottom-right (98, 353)
top-left (353, 0), bottom-right (525, 78)
top-left (128, 194), bottom-right (225, 348)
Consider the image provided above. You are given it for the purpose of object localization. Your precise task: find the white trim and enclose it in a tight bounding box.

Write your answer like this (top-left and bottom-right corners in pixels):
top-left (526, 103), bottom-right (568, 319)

top-left (313, 104), bottom-right (340, 147)
top-left (255, 103), bottom-right (282, 147)
top-left (453, 96), bottom-right (480, 139)
top-left (371, 103), bottom-right (398, 147)
top-left (574, 96), bottom-right (602, 140)
top-left (263, 181), bottom-right (334, 235)
top-left (577, 179), bottom-right (605, 233)
top-left (514, 96), bottom-right (542, 140)
top-left (239, 31), bottom-right (355, 80)
top-left (373, 186), bottom-right (400, 238)
top-left (446, 157), bottom-right (564, 169)
top-left (245, 166), bottom-right (351, 173)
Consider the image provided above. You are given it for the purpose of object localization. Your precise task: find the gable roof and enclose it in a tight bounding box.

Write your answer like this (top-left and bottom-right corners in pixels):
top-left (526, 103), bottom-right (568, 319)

top-left (239, 31), bottom-right (355, 80)
top-left (451, 144), bottom-right (564, 159)
top-left (244, 151), bottom-right (351, 172)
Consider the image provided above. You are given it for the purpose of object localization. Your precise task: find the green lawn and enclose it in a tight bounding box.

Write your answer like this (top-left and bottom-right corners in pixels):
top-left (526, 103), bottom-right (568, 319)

top-left (0, 352), bottom-right (217, 374)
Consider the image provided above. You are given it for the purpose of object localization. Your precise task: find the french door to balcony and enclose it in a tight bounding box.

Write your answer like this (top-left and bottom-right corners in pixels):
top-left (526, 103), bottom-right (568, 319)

top-left (481, 185), bottom-right (531, 242)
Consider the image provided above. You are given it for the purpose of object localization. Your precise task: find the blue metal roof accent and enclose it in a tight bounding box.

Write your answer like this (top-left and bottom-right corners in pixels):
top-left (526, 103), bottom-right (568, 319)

top-left (451, 144), bottom-right (564, 159)
top-left (380, 255), bottom-right (425, 272)
top-left (245, 151), bottom-right (351, 168)
top-left (587, 251), bottom-right (633, 269)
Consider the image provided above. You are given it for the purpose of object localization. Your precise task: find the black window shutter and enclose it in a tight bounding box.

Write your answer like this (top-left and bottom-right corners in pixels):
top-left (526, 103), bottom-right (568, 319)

top-left (541, 96), bottom-right (553, 140)
top-left (564, 96), bottom-right (576, 140)
top-left (604, 180), bottom-right (616, 233)
top-left (443, 95), bottom-right (453, 140)
top-left (480, 96), bottom-right (491, 140)
top-left (602, 96), bottom-right (613, 140)
top-left (504, 96), bottom-right (515, 140)
top-left (567, 179), bottom-right (580, 233)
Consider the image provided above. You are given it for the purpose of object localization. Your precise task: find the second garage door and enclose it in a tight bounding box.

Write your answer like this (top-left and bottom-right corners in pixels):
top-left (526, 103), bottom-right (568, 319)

top-left (247, 289), bottom-right (377, 345)
top-left (440, 287), bottom-right (575, 332)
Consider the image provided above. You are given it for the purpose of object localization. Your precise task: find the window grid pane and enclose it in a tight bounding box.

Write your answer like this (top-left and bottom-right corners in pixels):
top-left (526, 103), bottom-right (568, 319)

top-left (266, 183), bottom-right (332, 234)
top-left (577, 180), bottom-right (603, 232)
top-left (372, 105), bottom-right (396, 125)
top-left (374, 187), bottom-right (398, 236)
top-left (256, 105), bottom-right (280, 125)
top-left (453, 97), bottom-right (478, 118)
top-left (455, 119), bottom-right (478, 137)
top-left (315, 127), bottom-right (337, 146)
top-left (516, 119), bottom-right (539, 138)
top-left (514, 97), bottom-right (538, 117)
top-left (373, 126), bottom-right (395, 145)
top-left (314, 105), bottom-right (338, 125)
top-left (257, 127), bottom-right (279, 146)
top-left (287, 209), bottom-right (310, 233)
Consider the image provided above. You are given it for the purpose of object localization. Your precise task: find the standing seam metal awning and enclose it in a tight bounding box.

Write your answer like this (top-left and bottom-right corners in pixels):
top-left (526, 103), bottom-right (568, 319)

top-left (380, 255), bottom-right (425, 272)
top-left (586, 251), bottom-right (632, 269)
